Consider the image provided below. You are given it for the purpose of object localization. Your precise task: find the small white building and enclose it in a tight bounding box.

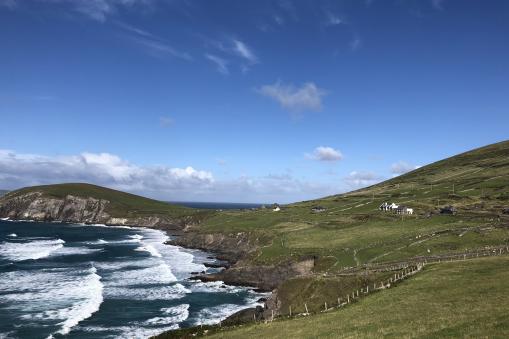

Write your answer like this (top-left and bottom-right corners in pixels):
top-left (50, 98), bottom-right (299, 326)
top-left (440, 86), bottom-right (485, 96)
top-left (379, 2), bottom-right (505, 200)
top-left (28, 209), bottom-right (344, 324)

top-left (272, 203), bottom-right (281, 212)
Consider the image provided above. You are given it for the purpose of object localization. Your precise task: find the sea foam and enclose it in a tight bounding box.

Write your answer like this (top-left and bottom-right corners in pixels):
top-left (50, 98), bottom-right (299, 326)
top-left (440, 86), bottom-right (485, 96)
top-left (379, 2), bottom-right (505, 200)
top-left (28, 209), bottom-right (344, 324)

top-left (0, 238), bottom-right (65, 261)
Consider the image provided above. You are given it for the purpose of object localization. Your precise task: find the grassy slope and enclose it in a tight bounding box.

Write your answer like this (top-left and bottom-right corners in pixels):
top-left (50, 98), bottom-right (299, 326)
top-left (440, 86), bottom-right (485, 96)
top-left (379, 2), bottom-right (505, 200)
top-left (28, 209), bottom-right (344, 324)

top-left (184, 140), bottom-right (509, 315)
top-left (201, 256), bottom-right (509, 338)
top-left (196, 140), bottom-right (509, 268)
top-left (3, 183), bottom-right (199, 218)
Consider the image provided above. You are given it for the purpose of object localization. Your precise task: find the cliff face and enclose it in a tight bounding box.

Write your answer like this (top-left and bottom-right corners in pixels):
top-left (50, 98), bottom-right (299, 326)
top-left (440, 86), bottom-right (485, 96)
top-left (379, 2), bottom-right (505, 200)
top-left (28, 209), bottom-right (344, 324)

top-left (171, 232), bottom-right (315, 291)
top-left (0, 192), bottom-right (185, 229)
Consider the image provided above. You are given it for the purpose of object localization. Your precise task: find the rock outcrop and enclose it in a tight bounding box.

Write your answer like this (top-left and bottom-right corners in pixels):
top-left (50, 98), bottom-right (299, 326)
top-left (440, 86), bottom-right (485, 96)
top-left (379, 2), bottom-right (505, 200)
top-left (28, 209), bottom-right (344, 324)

top-left (0, 191), bottom-right (185, 229)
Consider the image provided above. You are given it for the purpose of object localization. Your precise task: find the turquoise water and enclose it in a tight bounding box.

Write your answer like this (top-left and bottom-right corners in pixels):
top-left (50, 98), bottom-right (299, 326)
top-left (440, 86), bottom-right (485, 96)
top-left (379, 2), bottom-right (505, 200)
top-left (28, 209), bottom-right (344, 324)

top-left (0, 220), bottom-right (265, 338)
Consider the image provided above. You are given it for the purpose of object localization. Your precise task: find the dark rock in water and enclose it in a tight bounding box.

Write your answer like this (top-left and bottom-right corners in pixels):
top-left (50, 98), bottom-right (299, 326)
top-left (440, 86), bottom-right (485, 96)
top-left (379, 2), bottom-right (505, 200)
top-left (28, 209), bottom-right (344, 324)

top-left (257, 297), bottom-right (267, 303)
top-left (206, 256), bottom-right (215, 259)
top-left (204, 262), bottom-right (228, 269)
top-left (190, 271), bottom-right (200, 275)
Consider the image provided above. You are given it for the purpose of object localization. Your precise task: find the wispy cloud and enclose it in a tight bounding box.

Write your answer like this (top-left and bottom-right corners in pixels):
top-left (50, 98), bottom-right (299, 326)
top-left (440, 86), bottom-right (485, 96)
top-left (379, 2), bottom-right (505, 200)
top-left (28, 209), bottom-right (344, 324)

top-left (127, 35), bottom-right (191, 60)
top-left (257, 81), bottom-right (327, 114)
top-left (0, 0), bottom-right (17, 10)
top-left (117, 22), bottom-right (191, 61)
top-left (391, 161), bottom-right (420, 176)
top-left (306, 146), bottom-right (343, 162)
top-left (232, 39), bottom-right (258, 64)
top-left (350, 35), bottom-right (362, 51)
top-left (159, 116), bottom-right (173, 127)
top-left (205, 53), bottom-right (229, 75)
top-left (431, 0), bottom-right (445, 10)
top-left (36, 0), bottom-right (155, 22)
top-left (324, 11), bottom-right (344, 26)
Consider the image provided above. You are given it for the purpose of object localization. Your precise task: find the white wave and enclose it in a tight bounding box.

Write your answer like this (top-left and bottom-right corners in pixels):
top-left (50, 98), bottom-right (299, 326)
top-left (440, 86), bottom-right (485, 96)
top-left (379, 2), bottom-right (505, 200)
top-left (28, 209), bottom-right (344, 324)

top-left (0, 217), bottom-right (9, 221)
top-left (54, 246), bottom-right (102, 256)
top-left (145, 304), bottom-right (190, 325)
top-left (134, 245), bottom-right (161, 257)
top-left (105, 263), bottom-right (177, 286)
top-left (2, 266), bottom-right (104, 336)
top-left (0, 238), bottom-right (65, 261)
top-left (192, 293), bottom-right (267, 326)
top-left (86, 239), bottom-right (109, 245)
top-left (128, 234), bottom-right (144, 240)
top-left (189, 281), bottom-right (244, 293)
top-left (80, 324), bottom-right (179, 338)
top-left (7, 233), bottom-right (17, 237)
top-left (193, 304), bottom-right (250, 326)
top-left (104, 283), bottom-right (189, 301)
top-left (53, 267), bottom-right (104, 336)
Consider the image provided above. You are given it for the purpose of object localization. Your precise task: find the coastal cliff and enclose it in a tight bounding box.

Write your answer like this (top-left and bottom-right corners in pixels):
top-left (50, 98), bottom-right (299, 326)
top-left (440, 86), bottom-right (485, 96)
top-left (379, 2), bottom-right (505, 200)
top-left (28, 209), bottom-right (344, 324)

top-left (0, 183), bottom-right (205, 229)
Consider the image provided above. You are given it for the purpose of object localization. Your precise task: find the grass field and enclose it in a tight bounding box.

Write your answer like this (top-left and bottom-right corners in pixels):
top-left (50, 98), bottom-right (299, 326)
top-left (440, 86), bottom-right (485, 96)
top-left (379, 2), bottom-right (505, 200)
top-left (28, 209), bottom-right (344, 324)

top-left (157, 255), bottom-right (509, 338)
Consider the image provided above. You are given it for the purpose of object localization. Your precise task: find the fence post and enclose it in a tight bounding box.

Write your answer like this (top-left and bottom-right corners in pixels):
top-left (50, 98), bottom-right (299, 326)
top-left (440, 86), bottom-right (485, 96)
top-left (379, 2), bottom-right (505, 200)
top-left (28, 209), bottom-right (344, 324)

top-left (271, 310), bottom-right (274, 322)
top-left (305, 303), bottom-right (309, 314)
top-left (347, 295), bottom-right (350, 303)
top-left (325, 302), bottom-right (327, 311)
top-left (338, 297), bottom-right (341, 307)
top-left (289, 306), bottom-right (292, 317)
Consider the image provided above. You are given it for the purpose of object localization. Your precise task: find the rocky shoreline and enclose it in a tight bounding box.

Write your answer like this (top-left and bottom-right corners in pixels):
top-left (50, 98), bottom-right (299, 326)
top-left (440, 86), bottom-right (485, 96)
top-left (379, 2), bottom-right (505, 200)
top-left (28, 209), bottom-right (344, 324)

top-left (166, 230), bottom-right (315, 325)
top-left (0, 190), bottom-right (315, 327)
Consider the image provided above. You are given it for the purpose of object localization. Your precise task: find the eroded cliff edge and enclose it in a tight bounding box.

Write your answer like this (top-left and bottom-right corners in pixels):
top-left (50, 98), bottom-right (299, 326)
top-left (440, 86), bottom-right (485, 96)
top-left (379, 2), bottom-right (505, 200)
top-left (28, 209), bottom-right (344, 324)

top-left (0, 191), bottom-right (191, 229)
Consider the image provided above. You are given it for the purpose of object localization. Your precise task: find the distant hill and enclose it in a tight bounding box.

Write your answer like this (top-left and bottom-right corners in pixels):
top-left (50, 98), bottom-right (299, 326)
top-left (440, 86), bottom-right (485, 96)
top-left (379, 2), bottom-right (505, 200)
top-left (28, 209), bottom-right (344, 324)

top-left (0, 190), bottom-right (8, 197)
top-left (0, 183), bottom-right (207, 228)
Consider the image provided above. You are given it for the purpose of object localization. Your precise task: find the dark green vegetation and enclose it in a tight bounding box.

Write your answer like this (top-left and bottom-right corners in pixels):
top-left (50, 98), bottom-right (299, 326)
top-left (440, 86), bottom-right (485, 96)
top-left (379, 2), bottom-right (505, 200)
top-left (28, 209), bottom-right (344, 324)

top-left (4, 183), bottom-right (201, 219)
top-left (159, 256), bottom-right (509, 338)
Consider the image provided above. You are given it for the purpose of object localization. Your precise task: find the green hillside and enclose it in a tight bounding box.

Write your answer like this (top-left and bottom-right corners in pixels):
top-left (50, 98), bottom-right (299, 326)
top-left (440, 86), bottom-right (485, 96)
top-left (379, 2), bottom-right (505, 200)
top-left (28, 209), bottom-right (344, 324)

top-left (175, 140), bottom-right (509, 319)
top-left (172, 255), bottom-right (509, 338)
top-left (3, 183), bottom-right (198, 218)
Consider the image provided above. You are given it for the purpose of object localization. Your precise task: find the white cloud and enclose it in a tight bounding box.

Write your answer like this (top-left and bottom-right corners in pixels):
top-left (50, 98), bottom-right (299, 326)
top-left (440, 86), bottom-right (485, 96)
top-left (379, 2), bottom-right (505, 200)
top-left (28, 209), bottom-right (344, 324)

top-left (205, 54), bottom-right (229, 75)
top-left (0, 150), bottom-right (349, 204)
top-left (0, 150), bottom-right (213, 195)
top-left (257, 81), bottom-right (326, 114)
top-left (344, 171), bottom-right (383, 188)
top-left (232, 39), bottom-right (258, 64)
top-left (307, 146), bottom-right (343, 162)
top-left (391, 161), bottom-right (420, 176)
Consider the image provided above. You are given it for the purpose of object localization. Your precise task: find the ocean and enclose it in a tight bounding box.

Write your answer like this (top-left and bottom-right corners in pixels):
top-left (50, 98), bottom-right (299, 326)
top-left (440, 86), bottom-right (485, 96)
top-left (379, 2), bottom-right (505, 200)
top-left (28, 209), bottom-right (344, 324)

top-left (0, 220), bottom-right (266, 338)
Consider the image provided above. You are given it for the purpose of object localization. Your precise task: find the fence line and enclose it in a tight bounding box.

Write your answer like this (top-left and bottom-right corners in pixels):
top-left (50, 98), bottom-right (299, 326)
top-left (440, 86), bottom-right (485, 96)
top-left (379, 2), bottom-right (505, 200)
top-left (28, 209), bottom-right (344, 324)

top-left (264, 246), bottom-right (509, 323)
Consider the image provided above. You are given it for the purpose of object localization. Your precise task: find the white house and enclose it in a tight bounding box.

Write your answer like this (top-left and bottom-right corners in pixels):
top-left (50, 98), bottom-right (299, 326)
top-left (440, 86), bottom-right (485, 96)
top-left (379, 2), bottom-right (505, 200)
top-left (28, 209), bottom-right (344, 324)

top-left (380, 202), bottom-right (413, 214)
top-left (379, 202), bottom-right (399, 211)
top-left (272, 203), bottom-right (281, 212)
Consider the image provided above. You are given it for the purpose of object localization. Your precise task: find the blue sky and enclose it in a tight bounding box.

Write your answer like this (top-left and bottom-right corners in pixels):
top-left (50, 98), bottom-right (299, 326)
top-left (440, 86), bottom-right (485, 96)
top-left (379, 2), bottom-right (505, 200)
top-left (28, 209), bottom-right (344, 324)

top-left (0, 0), bottom-right (508, 203)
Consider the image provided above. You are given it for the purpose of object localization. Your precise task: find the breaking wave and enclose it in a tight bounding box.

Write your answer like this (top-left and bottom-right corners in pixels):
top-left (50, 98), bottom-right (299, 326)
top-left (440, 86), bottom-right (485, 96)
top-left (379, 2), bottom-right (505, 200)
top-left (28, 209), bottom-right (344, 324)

top-left (0, 238), bottom-right (65, 261)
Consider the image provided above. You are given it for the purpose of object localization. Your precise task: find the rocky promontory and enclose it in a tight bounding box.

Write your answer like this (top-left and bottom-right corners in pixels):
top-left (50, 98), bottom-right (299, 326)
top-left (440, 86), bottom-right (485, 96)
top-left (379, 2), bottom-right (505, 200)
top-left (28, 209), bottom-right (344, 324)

top-left (0, 185), bottom-right (199, 229)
